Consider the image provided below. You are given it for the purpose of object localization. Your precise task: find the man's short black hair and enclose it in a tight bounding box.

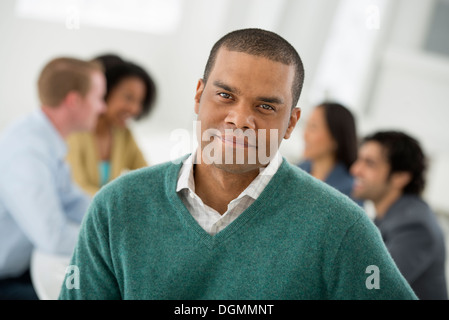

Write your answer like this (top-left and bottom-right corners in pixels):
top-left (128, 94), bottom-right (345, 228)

top-left (203, 28), bottom-right (305, 109)
top-left (363, 131), bottom-right (427, 195)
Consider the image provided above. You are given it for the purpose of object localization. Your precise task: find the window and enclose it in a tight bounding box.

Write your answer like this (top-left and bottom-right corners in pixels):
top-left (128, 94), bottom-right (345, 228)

top-left (15, 0), bottom-right (183, 34)
top-left (424, 0), bottom-right (449, 57)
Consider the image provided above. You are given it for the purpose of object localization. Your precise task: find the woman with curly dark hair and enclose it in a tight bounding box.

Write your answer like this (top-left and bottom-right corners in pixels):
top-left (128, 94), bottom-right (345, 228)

top-left (67, 54), bottom-right (157, 196)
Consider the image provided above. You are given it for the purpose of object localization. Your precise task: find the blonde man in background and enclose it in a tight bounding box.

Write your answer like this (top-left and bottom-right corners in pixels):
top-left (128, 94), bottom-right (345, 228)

top-left (0, 57), bottom-right (106, 300)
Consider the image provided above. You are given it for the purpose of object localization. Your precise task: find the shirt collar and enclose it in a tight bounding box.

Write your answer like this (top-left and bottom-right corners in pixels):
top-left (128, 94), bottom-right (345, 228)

top-left (176, 153), bottom-right (196, 193)
top-left (176, 150), bottom-right (283, 200)
top-left (243, 151), bottom-right (282, 199)
top-left (34, 108), bottom-right (67, 159)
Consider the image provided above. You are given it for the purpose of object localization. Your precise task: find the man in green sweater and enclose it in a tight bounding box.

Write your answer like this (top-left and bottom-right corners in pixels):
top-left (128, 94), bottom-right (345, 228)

top-left (59, 28), bottom-right (417, 300)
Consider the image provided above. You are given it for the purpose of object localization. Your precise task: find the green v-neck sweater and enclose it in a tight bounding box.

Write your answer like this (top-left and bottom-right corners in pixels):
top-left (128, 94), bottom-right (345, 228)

top-left (59, 156), bottom-right (417, 300)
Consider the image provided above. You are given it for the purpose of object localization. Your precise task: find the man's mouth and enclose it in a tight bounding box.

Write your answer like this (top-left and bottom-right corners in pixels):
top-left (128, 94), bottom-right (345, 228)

top-left (217, 134), bottom-right (257, 148)
top-left (353, 178), bottom-right (364, 191)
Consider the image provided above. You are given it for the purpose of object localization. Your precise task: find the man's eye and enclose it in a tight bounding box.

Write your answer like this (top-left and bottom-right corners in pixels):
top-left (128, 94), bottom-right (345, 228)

top-left (260, 104), bottom-right (274, 111)
top-left (365, 160), bottom-right (376, 168)
top-left (219, 92), bottom-right (231, 99)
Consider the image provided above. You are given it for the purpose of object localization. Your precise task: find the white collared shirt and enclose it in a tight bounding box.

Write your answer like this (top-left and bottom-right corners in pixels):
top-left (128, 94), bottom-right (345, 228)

top-left (176, 151), bottom-right (282, 235)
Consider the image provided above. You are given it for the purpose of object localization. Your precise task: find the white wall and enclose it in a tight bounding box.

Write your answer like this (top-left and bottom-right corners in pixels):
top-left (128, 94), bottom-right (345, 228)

top-left (0, 0), bottom-right (179, 131)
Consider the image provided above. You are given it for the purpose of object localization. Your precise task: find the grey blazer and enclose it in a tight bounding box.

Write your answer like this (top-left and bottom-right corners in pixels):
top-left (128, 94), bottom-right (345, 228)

top-left (375, 195), bottom-right (448, 300)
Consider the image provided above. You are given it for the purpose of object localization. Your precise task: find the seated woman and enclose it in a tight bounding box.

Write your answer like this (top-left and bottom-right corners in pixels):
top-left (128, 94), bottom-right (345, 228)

top-left (66, 54), bottom-right (157, 196)
top-left (298, 102), bottom-right (362, 205)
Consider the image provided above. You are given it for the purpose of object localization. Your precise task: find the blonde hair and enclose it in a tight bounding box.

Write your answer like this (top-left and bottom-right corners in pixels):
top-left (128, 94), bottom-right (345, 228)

top-left (37, 57), bottom-right (103, 107)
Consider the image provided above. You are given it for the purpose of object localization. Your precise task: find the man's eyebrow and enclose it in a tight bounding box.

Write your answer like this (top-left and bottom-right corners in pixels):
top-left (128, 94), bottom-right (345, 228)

top-left (213, 80), bottom-right (284, 105)
top-left (256, 96), bottom-right (284, 105)
top-left (363, 157), bottom-right (377, 166)
top-left (213, 80), bottom-right (241, 95)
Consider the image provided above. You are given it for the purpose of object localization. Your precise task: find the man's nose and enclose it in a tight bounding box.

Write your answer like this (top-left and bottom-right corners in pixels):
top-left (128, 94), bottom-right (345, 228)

top-left (350, 161), bottom-right (361, 176)
top-left (224, 102), bottom-right (256, 130)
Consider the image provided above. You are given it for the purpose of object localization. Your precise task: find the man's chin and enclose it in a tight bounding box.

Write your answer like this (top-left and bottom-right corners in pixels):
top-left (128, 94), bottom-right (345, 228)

top-left (351, 190), bottom-right (367, 201)
top-left (211, 162), bottom-right (263, 175)
top-left (197, 143), bottom-right (274, 173)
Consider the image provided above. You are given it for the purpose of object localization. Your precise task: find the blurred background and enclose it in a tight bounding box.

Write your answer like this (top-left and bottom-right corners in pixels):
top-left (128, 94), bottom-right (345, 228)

top-left (0, 0), bottom-right (448, 217)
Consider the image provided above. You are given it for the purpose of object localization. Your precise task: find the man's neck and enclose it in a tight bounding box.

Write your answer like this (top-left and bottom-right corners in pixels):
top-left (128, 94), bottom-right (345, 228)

top-left (374, 190), bottom-right (403, 220)
top-left (193, 156), bottom-right (261, 215)
top-left (41, 106), bottom-right (71, 139)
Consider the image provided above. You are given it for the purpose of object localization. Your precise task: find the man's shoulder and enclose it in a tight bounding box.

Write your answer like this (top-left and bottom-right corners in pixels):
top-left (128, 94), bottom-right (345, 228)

top-left (401, 194), bottom-right (432, 212)
top-left (281, 161), bottom-right (359, 203)
top-left (277, 160), bottom-right (366, 221)
top-left (0, 114), bottom-right (51, 162)
top-left (390, 195), bottom-right (434, 221)
top-left (387, 195), bottom-right (442, 231)
top-left (0, 113), bottom-right (32, 143)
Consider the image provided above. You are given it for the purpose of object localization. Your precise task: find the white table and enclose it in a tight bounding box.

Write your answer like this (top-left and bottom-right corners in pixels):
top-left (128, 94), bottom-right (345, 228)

top-left (30, 249), bottom-right (72, 300)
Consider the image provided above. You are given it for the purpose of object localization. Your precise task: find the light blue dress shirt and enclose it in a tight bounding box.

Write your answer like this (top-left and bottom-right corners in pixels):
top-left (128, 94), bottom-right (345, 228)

top-left (0, 109), bottom-right (91, 279)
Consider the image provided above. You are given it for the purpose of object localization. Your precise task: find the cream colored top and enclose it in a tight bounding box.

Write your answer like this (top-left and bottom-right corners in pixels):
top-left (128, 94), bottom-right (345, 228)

top-left (66, 127), bottom-right (148, 196)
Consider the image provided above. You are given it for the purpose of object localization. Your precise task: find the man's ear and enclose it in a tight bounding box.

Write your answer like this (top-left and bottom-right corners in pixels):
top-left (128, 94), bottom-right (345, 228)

top-left (194, 79), bottom-right (205, 115)
top-left (283, 107), bottom-right (301, 139)
top-left (63, 91), bottom-right (82, 110)
top-left (390, 171), bottom-right (412, 190)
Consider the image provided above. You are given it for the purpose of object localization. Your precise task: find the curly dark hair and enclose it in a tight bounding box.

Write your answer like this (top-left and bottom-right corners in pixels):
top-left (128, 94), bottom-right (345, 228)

top-left (362, 131), bottom-right (427, 195)
top-left (93, 54), bottom-right (157, 120)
